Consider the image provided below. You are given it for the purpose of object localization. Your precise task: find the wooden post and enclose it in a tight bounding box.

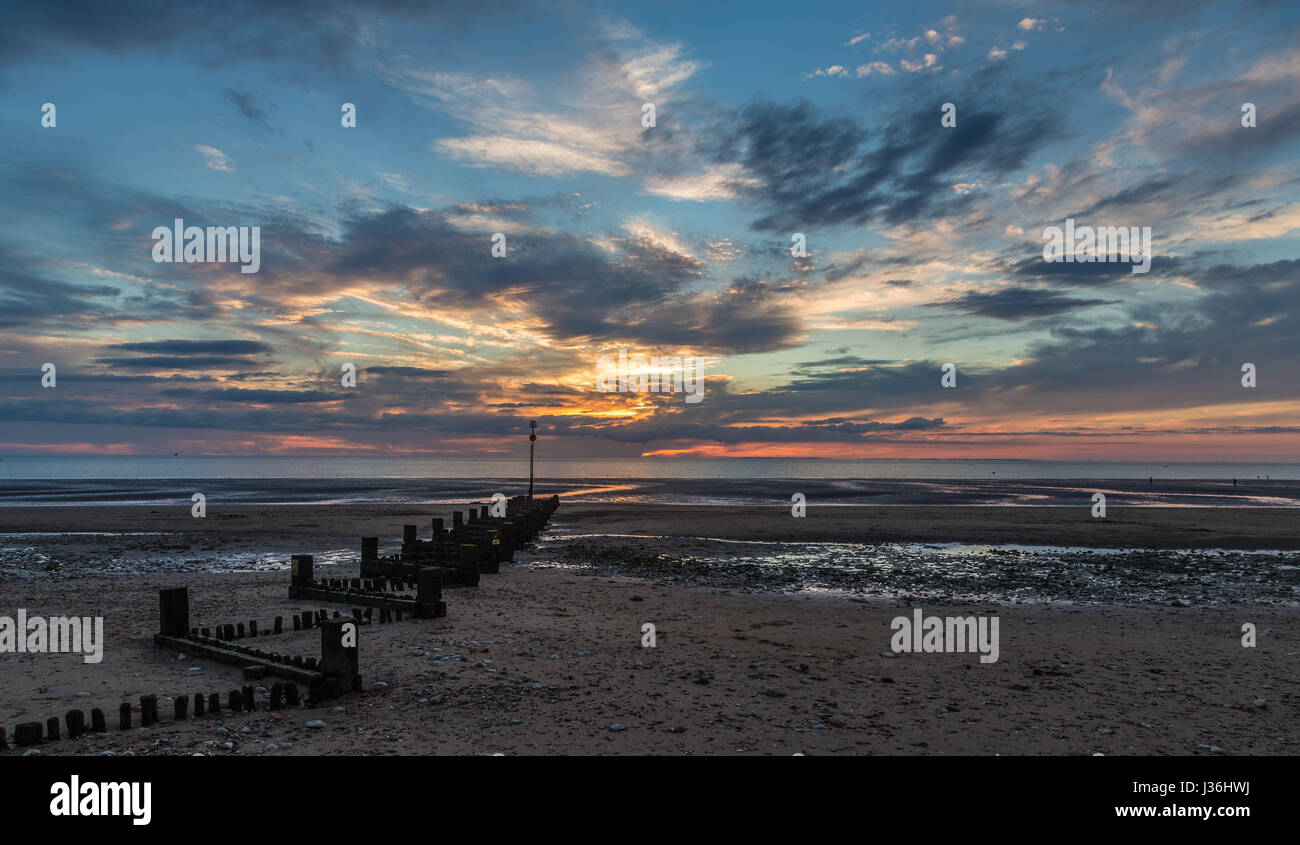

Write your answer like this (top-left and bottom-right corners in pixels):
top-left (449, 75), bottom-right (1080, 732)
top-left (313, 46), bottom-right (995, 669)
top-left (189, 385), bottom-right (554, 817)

top-left (159, 587), bottom-right (189, 637)
top-left (291, 554), bottom-right (314, 586)
top-left (320, 617), bottom-right (359, 693)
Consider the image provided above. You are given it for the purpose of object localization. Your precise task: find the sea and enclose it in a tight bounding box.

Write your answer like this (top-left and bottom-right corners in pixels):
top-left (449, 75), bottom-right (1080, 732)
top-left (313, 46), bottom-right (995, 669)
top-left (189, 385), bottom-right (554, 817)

top-left (1, 456), bottom-right (1298, 507)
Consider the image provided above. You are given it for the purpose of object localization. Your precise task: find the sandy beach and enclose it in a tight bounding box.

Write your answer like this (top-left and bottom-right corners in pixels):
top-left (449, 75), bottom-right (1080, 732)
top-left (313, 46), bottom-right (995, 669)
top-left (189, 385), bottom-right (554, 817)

top-left (3, 501), bottom-right (1300, 549)
top-left (1, 503), bottom-right (1296, 756)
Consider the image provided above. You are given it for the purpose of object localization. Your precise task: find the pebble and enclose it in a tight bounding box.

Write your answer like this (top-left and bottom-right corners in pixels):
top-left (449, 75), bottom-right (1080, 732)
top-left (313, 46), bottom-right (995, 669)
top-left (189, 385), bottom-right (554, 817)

top-left (305, 720), bottom-right (326, 729)
top-left (763, 686), bottom-right (786, 698)
top-left (608, 723), bottom-right (626, 732)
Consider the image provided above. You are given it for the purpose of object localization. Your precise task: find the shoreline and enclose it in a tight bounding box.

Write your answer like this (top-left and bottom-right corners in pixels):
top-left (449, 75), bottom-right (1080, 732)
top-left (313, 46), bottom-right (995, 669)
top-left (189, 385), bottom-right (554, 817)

top-left (1, 565), bottom-right (1293, 756)
top-left (1, 502), bottom-right (1295, 756)
top-left (3, 503), bottom-right (1299, 549)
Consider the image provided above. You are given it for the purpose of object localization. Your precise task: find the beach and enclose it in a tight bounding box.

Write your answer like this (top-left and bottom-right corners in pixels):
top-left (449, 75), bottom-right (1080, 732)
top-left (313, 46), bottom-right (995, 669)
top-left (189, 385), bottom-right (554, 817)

top-left (0, 502), bottom-right (1296, 755)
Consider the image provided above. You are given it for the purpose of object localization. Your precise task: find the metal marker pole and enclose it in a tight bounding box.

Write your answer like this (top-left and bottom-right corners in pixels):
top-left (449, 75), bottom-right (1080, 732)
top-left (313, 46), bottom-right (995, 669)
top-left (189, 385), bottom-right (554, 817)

top-left (528, 420), bottom-right (537, 500)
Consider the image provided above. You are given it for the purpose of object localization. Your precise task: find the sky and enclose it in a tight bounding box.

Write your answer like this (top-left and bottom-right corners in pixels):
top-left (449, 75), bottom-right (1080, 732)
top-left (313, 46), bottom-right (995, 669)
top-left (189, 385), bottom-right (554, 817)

top-left (0, 0), bottom-right (1298, 460)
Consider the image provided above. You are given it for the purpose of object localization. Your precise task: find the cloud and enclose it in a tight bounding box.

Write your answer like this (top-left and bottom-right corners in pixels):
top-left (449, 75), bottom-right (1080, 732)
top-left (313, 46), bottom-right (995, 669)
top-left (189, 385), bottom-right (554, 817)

top-left (434, 136), bottom-right (630, 177)
top-left (709, 93), bottom-right (1063, 231)
top-left (856, 62), bottom-right (896, 76)
top-left (389, 23), bottom-right (702, 180)
top-left (642, 162), bottom-right (758, 201)
top-left (225, 89), bottom-right (271, 129)
top-left (194, 145), bottom-right (234, 172)
top-left (110, 340), bottom-right (273, 355)
top-left (930, 287), bottom-right (1121, 320)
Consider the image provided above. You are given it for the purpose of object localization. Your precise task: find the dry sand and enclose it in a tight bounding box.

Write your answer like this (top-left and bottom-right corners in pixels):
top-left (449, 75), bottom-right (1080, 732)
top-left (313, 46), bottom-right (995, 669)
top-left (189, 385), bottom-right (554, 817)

top-left (0, 503), bottom-right (1296, 756)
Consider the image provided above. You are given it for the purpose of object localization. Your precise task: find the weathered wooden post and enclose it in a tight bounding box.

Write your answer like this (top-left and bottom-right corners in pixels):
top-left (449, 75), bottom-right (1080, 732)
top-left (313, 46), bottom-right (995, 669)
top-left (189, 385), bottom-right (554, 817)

top-left (15, 722), bottom-right (42, 746)
top-left (416, 567), bottom-right (446, 618)
top-left (65, 710), bottom-right (85, 739)
top-left (320, 617), bottom-right (360, 694)
top-left (159, 586), bottom-right (189, 637)
top-left (291, 554), bottom-right (314, 586)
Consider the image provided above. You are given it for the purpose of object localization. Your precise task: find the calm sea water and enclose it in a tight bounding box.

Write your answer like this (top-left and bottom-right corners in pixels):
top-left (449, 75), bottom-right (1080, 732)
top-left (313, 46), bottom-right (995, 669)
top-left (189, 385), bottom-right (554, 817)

top-left (0, 456), bottom-right (1298, 506)
top-left (3, 455), bottom-right (1299, 480)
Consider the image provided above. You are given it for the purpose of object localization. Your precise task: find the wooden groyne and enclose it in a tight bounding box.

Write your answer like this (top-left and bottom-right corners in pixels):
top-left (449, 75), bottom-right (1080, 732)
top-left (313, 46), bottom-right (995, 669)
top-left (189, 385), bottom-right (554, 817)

top-left (3, 493), bottom-right (559, 753)
top-left (362, 494), bottom-right (559, 580)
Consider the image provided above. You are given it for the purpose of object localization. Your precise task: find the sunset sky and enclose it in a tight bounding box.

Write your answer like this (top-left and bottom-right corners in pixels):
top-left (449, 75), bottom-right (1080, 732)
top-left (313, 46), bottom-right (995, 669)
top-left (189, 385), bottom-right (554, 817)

top-left (1, 0), bottom-right (1298, 460)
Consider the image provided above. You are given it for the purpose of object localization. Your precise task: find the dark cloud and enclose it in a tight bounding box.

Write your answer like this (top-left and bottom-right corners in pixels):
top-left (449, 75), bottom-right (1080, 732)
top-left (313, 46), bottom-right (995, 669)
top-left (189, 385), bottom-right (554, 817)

top-left (263, 206), bottom-right (804, 354)
top-left (93, 356), bottom-right (267, 369)
top-left (111, 340), bottom-right (273, 355)
top-left (932, 288), bottom-right (1121, 320)
top-left (1008, 254), bottom-right (1181, 284)
top-left (225, 89), bottom-right (271, 129)
top-left (708, 88), bottom-right (1064, 231)
top-left (0, 1), bottom-right (539, 77)
top-left (158, 387), bottom-right (343, 403)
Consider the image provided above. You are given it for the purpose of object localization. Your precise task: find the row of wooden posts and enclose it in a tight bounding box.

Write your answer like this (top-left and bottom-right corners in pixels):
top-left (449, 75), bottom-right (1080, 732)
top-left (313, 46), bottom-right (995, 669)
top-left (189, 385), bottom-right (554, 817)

top-left (1, 681), bottom-right (303, 750)
top-left (1, 495), bottom-right (560, 752)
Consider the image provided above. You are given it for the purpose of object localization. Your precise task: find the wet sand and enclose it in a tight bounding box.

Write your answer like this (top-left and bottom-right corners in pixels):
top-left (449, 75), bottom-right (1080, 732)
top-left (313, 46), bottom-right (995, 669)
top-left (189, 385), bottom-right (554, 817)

top-left (0, 503), bottom-right (1296, 756)
top-left (2, 501), bottom-right (1300, 549)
